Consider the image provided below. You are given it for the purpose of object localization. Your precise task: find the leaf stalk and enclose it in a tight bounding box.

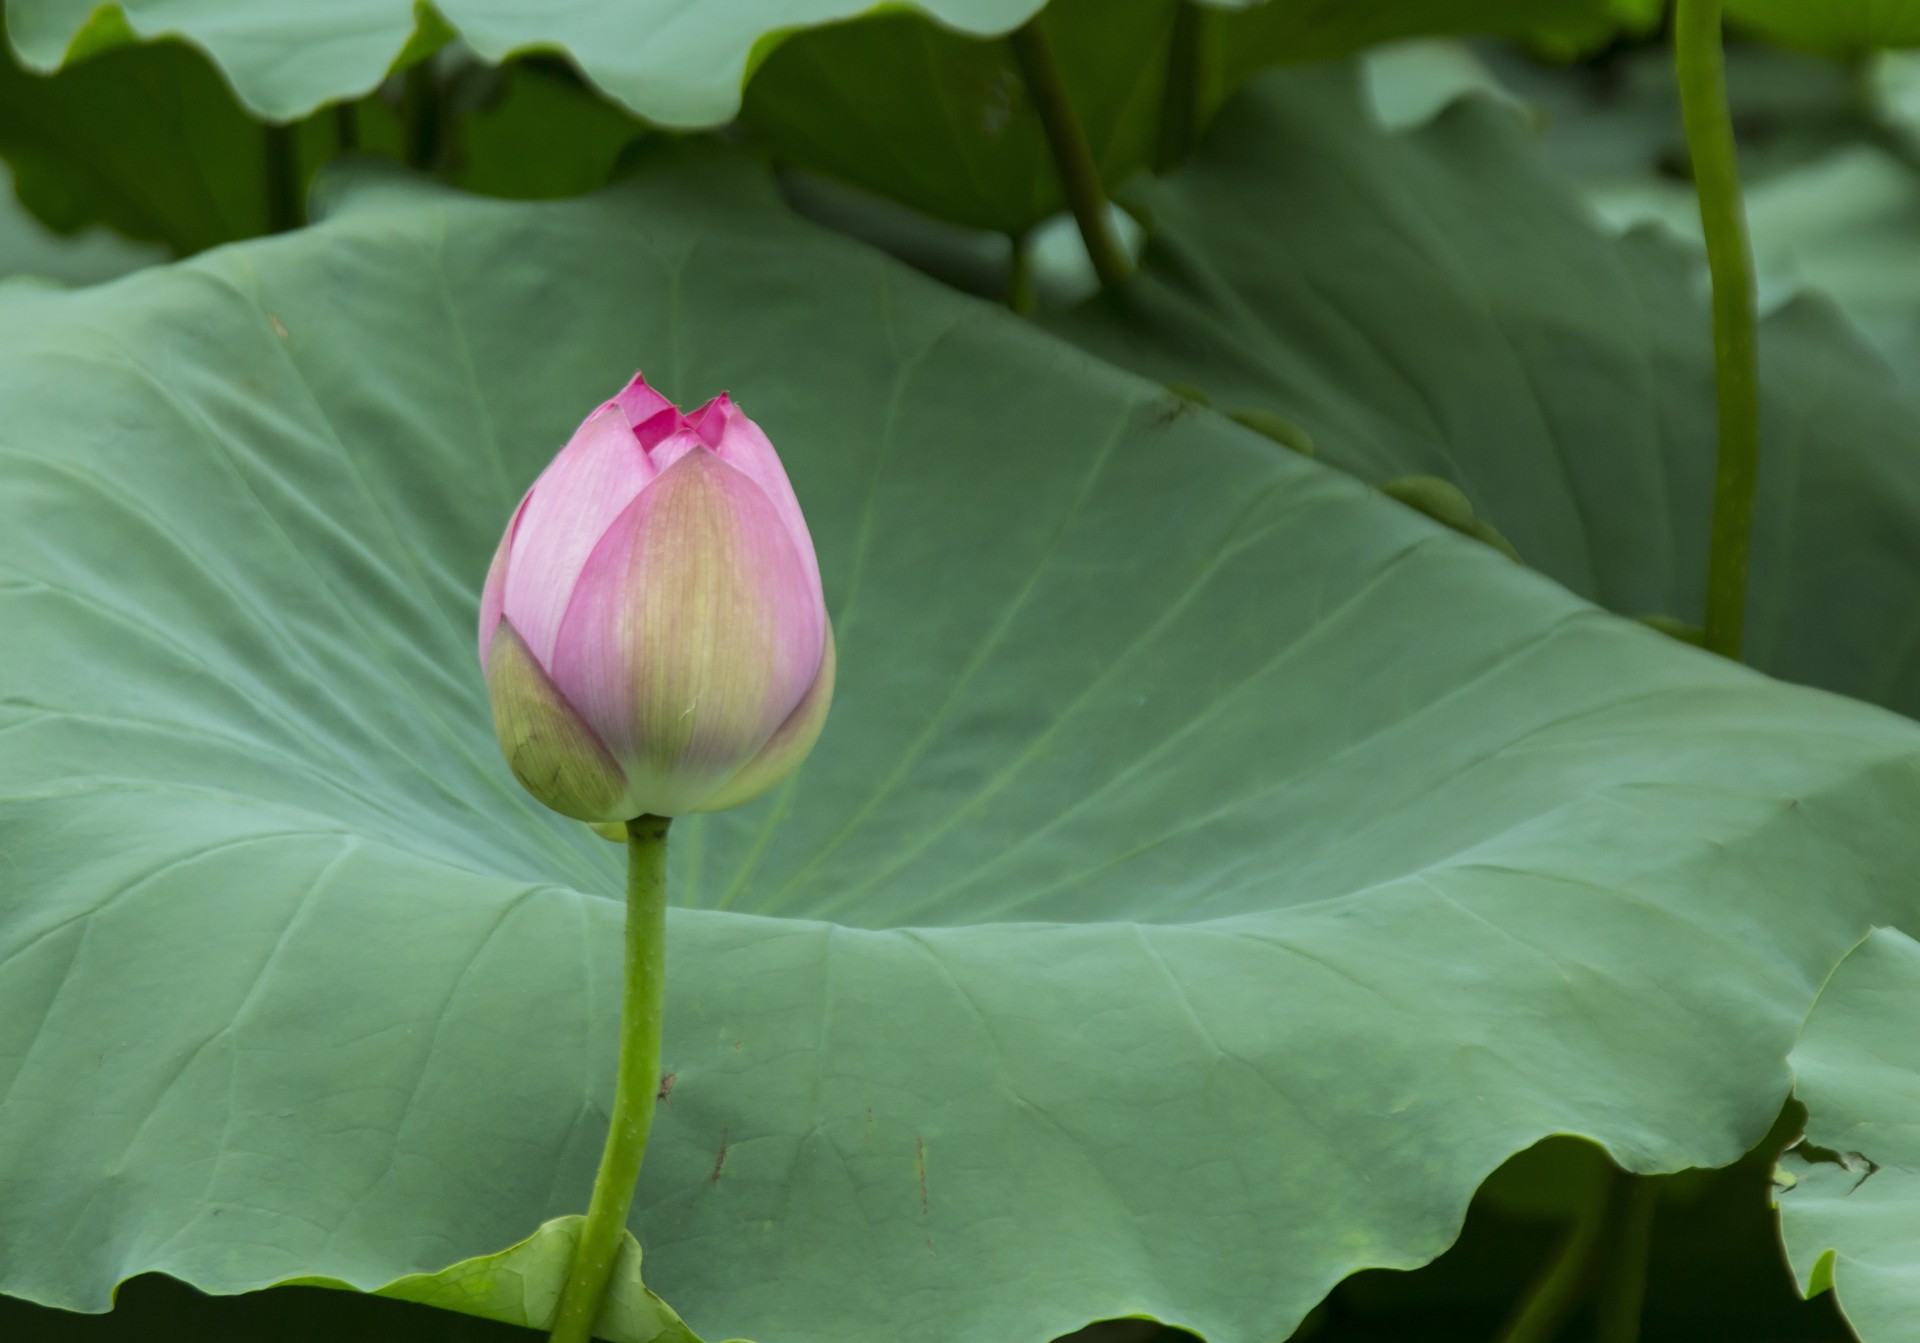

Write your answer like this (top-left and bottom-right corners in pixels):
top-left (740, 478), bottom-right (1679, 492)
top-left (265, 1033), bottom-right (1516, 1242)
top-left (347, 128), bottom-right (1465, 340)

top-left (1675, 0), bottom-right (1760, 660)
top-left (262, 122), bottom-right (299, 234)
top-left (1009, 18), bottom-right (1131, 288)
top-left (1154, 0), bottom-right (1213, 172)
top-left (548, 815), bottom-right (672, 1343)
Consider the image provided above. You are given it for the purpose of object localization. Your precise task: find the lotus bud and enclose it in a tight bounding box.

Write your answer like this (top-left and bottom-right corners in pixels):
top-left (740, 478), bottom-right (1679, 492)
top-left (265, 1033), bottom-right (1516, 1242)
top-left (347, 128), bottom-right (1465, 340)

top-left (479, 373), bottom-right (834, 820)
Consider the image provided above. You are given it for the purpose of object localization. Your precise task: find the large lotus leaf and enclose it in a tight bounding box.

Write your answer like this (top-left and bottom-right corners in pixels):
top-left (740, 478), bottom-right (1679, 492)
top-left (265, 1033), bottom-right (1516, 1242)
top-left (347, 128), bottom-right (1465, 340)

top-left (1776, 927), bottom-right (1920, 1343)
top-left (9, 140), bottom-right (1920, 1343)
top-left (740, 0), bottom-right (1643, 237)
top-left (1727, 0), bottom-right (1920, 53)
top-left (5, 0), bottom-right (1650, 131)
top-left (1045, 65), bottom-right (1920, 719)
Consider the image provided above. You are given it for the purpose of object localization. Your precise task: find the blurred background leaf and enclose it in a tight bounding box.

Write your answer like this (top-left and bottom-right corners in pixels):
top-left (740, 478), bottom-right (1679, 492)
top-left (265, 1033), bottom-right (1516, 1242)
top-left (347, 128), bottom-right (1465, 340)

top-left (1726, 0), bottom-right (1920, 53)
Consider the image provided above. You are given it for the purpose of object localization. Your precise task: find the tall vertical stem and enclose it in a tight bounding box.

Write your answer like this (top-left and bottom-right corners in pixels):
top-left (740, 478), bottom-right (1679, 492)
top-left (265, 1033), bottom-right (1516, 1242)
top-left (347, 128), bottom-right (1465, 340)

top-left (334, 102), bottom-right (360, 153)
top-left (548, 815), bottom-right (671, 1343)
top-left (1154, 1), bottom-right (1212, 172)
top-left (262, 122), bottom-right (299, 234)
top-left (1675, 0), bottom-right (1760, 660)
top-left (402, 62), bottom-right (441, 170)
top-left (1006, 232), bottom-right (1036, 313)
top-left (1009, 18), bottom-right (1130, 288)
top-left (1594, 1174), bottom-right (1659, 1343)
top-left (1494, 1181), bottom-right (1609, 1343)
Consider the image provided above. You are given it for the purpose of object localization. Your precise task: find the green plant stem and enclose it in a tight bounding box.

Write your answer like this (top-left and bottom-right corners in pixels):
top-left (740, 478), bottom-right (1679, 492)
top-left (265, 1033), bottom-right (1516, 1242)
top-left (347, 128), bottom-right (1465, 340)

top-left (334, 102), bottom-right (360, 152)
top-left (1593, 1174), bottom-right (1659, 1343)
top-left (1154, 1), bottom-right (1212, 172)
top-left (1009, 19), bottom-right (1130, 288)
top-left (403, 63), bottom-right (441, 170)
top-left (262, 123), bottom-right (299, 234)
top-left (1494, 1182), bottom-right (1610, 1343)
top-left (1675, 0), bottom-right (1759, 660)
top-left (1006, 232), bottom-right (1036, 313)
top-left (548, 814), bottom-right (671, 1343)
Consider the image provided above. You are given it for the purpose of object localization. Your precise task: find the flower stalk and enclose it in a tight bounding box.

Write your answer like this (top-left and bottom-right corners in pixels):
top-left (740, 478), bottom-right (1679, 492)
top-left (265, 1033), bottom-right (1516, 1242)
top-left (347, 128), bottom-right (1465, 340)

top-left (1675, 0), bottom-right (1760, 661)
top-left (548, 815), bottom-right (672, 1343)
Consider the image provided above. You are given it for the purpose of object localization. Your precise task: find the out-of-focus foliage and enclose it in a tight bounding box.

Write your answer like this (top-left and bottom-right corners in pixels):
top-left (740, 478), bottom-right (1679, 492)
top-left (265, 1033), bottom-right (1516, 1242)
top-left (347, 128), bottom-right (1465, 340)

top-left (0, 0), bottom-right (1659, 251)
top-left (739, 0), bottom-right (1651, 236)
top-left (0, 33), bottom-right (294, 251)
top-left (1727, 0), bottom-right (1920, 53)
top-left (0, 163), bottom-right (161, 285)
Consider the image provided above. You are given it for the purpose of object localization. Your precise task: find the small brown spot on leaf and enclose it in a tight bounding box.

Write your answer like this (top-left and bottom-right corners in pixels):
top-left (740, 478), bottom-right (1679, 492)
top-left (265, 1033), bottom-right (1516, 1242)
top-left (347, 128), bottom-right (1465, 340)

top-left (710, 1126), bottom-right (730, 1183)
top-left (657, 1072), bottom-right (675, 1102)
top-left (268, 313), bottom-right (289, 340)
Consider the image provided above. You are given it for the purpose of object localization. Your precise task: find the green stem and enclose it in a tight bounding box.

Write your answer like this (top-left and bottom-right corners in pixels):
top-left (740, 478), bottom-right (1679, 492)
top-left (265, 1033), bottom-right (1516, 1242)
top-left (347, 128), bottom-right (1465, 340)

top-left (334, 102), bottom-right (360, 153)
top-left (1675, 0), bottom-right (1760, 661)
top-left (1494, 1179), bottom-right (1610, 1343)
top-left (1154, 1), bottom-right (1211, 172)
top-left (1009, 18), bottom-right (1130, 288)
top-left (548, 815), bottom-right (671, 1343)
top-left (1006, 232), bottom-right (1036, 314)
top-left (262, 122), bottom-right (299, 234)
top-left (402, 62), bottom-right (441, 170)
top-left (1593, 1174), bottom-right (1659, 1343)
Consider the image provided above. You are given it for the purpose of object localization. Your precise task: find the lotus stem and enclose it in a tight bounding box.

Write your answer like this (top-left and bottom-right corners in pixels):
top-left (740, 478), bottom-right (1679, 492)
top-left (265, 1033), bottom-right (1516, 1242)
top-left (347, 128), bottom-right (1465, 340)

top-left (1494, 1176), bottom-right (1609, 1343)
top-left (1675, 0), bottom-right (1760, 661)
top-left (1154, 0), bottom-right (1213, 172)
top-left (1009, 18), bottom-right (1131, 288)
top-left (548, 815), bottom-right (671, 1343)
top-left (1007, 232), bottom-right (1036, 313)
top-left (263, 123), bottom-right (299, 234)
top-left (403, 63), bottom-right (441, 170)
top-left (1593, 1174), bottom-right (1658, 1343)
top-left (334, 102), bottom-right (360, 152)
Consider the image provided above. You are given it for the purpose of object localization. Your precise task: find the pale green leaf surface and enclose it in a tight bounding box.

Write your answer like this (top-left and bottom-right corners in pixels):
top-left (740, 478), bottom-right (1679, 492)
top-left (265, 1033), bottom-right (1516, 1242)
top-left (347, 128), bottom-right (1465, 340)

top-left (6, 139), bottom-right (1920, 1343)
top-left (1046, 67), bottom-right (1920, 718)
top-left (1777, 927), bottom-right (1920, 1343)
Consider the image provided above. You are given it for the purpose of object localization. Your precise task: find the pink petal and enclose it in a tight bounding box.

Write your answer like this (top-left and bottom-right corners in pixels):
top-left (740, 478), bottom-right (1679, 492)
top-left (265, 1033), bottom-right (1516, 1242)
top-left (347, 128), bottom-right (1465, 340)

top-left (632, 406), bottom-right (682, 450)
top-left (547, 447), bottom-right (827, 816)
top-left (477, 491), bottom-right (527, 666)
top-left (614, 372), bottom-right (676, 438)
top-left (686, 394), bottom-right (823, 607)
top-left (504, 403), bottom-right (655, 667)
top-left (646, 424), bottom-right (704, 477)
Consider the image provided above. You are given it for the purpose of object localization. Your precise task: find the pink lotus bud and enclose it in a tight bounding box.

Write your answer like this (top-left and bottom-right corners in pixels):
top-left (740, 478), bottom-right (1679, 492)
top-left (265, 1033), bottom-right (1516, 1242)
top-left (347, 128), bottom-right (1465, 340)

top-left (479, 373), bottom-right (834, 820)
